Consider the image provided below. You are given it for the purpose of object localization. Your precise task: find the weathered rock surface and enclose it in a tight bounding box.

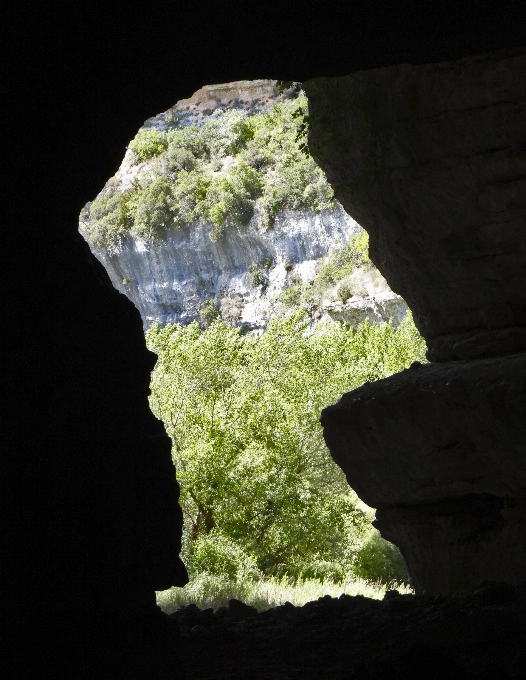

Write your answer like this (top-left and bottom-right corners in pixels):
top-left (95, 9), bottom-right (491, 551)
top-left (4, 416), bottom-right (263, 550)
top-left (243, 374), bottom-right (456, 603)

top-left (321, 354), bottom-right (526, 508)
top-left (172, 583), bottom-right (526, 679)
top-left (305, 48), bottom-right (526, 360)
top-left (307, 49), bottom-right (526, 594)
top-left (376, 495), bottom-right (526, 595)
top-left (323, 291), bottom-right (407, 328)
top-left (10, 1), bottom-right (526, 676)
top-left (321, 353), bottom-right (526, 593)
top-left (91, 205), bottom-right (362, 330)
top-left (143, 79), bottom-right (284, 132)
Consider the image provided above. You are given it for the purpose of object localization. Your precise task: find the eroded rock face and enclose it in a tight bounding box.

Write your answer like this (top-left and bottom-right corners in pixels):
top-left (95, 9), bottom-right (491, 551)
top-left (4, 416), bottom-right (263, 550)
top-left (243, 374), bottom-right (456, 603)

top-left (91, 205), bottom-right (360, 331)
top-left (323, 292), bottom-right (407, 328)
top-left (305, 48), bottom-right (526, 361)
top-left (321, 354), bottom-right (526, 593)
top-left (321, 354), bottom-right (526, 508)
top-left (308, 50), bottom-right (526, 594)
top-left (376, 495), bottom-right (526, 595)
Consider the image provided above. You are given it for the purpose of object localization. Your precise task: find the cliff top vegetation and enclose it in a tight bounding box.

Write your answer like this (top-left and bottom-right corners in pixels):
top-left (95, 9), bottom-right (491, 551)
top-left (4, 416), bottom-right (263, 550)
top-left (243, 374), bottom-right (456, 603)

top-left (80, 92), bottom-right (336, 248)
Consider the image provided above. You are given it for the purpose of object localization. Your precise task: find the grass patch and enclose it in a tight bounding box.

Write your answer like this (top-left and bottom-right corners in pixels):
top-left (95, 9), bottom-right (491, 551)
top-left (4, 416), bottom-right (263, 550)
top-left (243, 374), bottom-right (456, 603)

top-left (156, 572), bottom-right (413, 614)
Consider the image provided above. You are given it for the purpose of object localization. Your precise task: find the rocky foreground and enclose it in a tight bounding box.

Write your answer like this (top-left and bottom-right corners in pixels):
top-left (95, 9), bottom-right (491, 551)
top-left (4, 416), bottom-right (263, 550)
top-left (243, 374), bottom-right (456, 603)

top-left (171, 581), bottom-right (526, 679)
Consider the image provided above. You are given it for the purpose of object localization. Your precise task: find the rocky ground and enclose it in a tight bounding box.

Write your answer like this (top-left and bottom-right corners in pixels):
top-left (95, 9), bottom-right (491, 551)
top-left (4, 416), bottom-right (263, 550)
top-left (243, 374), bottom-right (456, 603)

top-left (172, 581), bottom-right (526, 679)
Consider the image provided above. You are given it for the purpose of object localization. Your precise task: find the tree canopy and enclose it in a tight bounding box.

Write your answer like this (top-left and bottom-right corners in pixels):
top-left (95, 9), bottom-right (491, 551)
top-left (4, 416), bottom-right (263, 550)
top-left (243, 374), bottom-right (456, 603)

top-left (147, 312), bottom-right (426, 582)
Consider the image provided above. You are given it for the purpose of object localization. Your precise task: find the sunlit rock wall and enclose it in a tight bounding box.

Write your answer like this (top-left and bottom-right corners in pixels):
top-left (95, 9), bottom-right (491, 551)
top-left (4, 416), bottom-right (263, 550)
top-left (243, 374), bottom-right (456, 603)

top-left (91, 205), bottom-right (362, 330)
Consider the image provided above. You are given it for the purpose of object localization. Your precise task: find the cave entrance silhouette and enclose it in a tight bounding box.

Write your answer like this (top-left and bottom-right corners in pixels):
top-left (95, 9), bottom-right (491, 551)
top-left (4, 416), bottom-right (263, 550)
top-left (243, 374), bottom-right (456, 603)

top-left (78, 78), bottom-right (414, 612)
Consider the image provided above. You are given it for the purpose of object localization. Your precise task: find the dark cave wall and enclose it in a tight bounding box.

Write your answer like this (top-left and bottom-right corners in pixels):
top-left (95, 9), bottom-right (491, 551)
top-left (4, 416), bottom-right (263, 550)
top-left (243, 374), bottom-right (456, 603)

top-left (3, 1), bottom-right (526, 676)
top-left (306, 49), bottom-right (526, 356)
top-left (307, 49), bottom-right (526, 594)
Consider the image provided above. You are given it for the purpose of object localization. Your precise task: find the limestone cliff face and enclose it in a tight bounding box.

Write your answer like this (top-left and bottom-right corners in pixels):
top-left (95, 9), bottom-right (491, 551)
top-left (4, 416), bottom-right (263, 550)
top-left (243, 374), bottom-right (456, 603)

top-left (92, 204), bottom-right (371, 330)
top-left (84, 79), bottom-right (406, 332)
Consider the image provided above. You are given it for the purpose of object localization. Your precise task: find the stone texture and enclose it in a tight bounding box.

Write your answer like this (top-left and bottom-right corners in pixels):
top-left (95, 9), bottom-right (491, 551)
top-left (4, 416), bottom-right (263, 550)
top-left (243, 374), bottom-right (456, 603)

top-left (376, 495), bottom-right (526, 595)
top-left (143, 79), bottom-right (283, 132)
top-left (307, 48), bottom-right (526, 594)
top-left (89, 205), bottom-right (361, 330)
top-left (7, 0), bottom-right (526, 673)
top-left (321, 354), bottom-right (526, 508)
top-left (305, 48), bottom-right (526, 359)
top-left (321, 352), bottom-right (526, 593)
top-left (323, 291), bottom-right (407, 328)
top-left (172, 583), bottom-right (526, 679)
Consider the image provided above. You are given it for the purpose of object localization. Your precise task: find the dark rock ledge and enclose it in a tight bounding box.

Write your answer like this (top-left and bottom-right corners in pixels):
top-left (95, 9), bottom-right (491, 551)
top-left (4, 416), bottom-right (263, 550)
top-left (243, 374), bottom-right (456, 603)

top-left (174, 583), bottom-right (526, 679)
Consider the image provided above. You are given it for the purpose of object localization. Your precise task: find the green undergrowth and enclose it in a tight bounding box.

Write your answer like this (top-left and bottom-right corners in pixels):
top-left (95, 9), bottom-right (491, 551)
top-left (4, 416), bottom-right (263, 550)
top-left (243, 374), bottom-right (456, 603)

top-left (279, 230), bottom-right (373, 310)
top-left (156, 572), bottom-right (413, 614)
top-left (80, 92), bottom-right (335, 248)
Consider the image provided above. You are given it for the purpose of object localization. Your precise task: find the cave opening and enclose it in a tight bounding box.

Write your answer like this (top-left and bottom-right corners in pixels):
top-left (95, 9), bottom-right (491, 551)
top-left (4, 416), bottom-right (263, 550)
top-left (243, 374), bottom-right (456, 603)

top-left (78, 78), bottom-right (420, 615)
top-left (6, 0), bottom-right (526, 675)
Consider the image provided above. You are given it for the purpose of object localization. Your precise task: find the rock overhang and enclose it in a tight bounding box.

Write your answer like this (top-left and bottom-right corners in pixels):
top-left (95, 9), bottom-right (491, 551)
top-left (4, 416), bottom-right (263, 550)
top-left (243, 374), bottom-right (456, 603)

top-left (321, 352), bottom-right (526, 509)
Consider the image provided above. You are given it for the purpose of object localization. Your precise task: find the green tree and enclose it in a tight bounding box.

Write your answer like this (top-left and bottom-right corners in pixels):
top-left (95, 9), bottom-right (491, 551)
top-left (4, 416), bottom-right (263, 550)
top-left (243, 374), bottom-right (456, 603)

top-left (129, 128), bottom-right (168, 161)
top-left (147, 312), bottom-right (426, 580)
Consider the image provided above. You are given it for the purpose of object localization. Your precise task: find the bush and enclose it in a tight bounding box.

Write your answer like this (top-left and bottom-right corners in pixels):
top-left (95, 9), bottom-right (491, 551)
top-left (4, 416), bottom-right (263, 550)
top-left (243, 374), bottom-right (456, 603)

top-left (81, 190), bottom-right (129, 247)
top-left (300, 560), bottom-right (346, 584)
top-left (171, 169), bottom-right (210, 229)
top-left (337, 280), bottom-right (353, 303)
top-left (133, 176), bottom-right (175, 240)
top-left (352, 530), bottom-right (410, 585)
top-left (200, 299), bottom-right (220, 327)
top-left (129, 128), bottom-right (168, 162)
top-left (82, 94), bottom-right (338, 248)
top-left (279, 282), bottom-right (303, 307)
top-left (205, 163), bottom-right (263, 240)
top-left (249, 262), bottom-right (266, 287)
top-left (353, 230), bottom-right (370, 264)
top-left (162, 144), bottom-right (199, 173)
top-left (192, 534), bottom-right (260, 580)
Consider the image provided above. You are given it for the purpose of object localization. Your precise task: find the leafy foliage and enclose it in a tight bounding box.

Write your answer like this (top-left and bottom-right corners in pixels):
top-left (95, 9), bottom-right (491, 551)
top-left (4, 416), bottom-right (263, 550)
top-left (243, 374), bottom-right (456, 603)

top-left (129, 129), bottom-right (169, 161)
top-left (248, 262), bottom-right (266, 287)
top-left (200, 298), bottom-right (220, 328)
top-left (147, 312), bottom-right (426, 582)
top-left (337, 281), bottom-right (353, 303)
top-left (279, 231), bottom-right (373, 310)
top-left (353, 532), bottom-right (410, 584)
top-left (81, 94), bottom-right (336, 247)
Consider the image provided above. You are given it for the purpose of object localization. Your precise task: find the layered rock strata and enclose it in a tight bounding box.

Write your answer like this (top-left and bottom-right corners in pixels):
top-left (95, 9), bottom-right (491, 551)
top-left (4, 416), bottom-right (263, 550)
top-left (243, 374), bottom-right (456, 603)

top-left (91, 205), bottom-right (362, 330)
top-left (306, 48), bottom-right (526, 594)
top-left (321, 354), bottom-right (526, 593)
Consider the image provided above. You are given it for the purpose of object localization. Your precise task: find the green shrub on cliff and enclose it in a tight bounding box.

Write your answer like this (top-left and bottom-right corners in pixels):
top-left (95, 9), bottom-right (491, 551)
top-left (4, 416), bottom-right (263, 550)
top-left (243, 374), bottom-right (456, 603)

top-left (129, 128), bottom-right (168, 161)
top-left (279, 231), bottom-right (373, 310)
top-left (81, 93), bottom-right (336, 247)
top-left (147, 311), bottom-right (426, 583)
